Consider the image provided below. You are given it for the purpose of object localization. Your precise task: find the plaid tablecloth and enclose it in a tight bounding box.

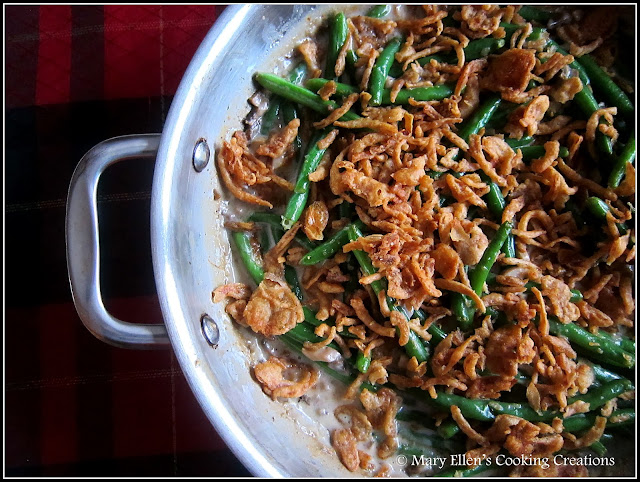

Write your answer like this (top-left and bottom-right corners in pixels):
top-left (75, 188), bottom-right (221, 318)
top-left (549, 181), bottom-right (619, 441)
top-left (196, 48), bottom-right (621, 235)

top-left (6, 5), bottom-right (251, 476)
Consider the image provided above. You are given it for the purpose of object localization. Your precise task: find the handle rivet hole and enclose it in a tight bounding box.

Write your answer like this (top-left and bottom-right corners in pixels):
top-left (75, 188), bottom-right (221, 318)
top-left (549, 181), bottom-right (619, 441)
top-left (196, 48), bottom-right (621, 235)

top-left (193, 138), bottom-right (210, 172)
top-left (201, 314), bottom-right (219, 346)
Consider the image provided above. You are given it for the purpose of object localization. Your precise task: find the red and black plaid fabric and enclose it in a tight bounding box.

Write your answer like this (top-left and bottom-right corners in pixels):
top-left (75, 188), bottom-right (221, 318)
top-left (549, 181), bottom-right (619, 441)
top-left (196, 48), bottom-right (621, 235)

top-left (6, 5), bottom-right (251, 476)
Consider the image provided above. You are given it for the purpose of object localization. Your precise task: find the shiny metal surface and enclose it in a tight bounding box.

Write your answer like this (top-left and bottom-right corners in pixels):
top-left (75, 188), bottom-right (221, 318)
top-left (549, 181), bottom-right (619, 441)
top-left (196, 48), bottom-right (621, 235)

top-left (200, 314), bottom-right (220, 347)
top-left (150, 4), bottom-right (350, 478)
top-left (66, 134), bottom-right (170, 349)
top-left (192, 138), bottom-right (211, 172)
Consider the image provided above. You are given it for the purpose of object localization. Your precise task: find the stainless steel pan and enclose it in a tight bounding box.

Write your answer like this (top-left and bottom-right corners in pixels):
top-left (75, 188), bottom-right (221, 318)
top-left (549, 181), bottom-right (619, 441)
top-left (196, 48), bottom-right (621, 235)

top-left (67, 4), bottom-right (352, 477)
top-left (66, 4), bottom-right (635, 477)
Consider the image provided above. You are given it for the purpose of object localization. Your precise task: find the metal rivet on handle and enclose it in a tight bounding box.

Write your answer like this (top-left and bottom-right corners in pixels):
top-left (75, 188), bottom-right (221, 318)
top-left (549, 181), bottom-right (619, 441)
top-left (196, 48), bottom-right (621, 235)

top-left (193, 138), bottom-right (210, 172)
top-left (201, 314), bottom-right (220, 346)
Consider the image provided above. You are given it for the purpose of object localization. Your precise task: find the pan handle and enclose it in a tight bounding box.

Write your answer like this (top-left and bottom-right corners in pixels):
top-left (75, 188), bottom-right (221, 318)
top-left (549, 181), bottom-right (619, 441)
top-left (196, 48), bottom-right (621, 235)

top-left (66, 134), bottom-right (170, 349)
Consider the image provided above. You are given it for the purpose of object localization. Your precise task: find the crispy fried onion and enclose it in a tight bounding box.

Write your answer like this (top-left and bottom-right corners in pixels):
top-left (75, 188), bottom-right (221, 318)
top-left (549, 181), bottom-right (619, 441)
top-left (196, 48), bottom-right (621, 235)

top-left (360, 388), bottom-right (401, 459)
top-left (485, 415), bottom-right (564, 457)
top-left (244, 272), bottom-right (304, 336)
top-left (217, 132), bottom-right (275, 207)
top-left (253, 356), bottom-right (319, 399)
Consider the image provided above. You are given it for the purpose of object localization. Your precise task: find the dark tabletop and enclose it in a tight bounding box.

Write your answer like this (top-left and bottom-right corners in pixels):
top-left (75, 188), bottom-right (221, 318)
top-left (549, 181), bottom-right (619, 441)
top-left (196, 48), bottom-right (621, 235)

top-left (5, 5), bottom-right (251, 477)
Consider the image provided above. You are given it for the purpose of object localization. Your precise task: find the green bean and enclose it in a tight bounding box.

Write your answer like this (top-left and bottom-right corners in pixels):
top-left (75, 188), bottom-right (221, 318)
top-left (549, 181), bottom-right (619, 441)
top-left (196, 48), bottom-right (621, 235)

top-left (255, 73), bottom-right (360, 121)
top-left (325, 13), bottom-right (348, 80)
top-left (547, 316), bottom-right (635, 369)
top-left (480, 173), bottom-right (506, 218)
top-left (484, 306), bottom-right (500, 319)
top-left (578, 358), bottom-right (631, 385)
top-left (547, 42), bottom-right (615, 158)
top-left (572, 379), bottom-right (635, 410)
top-left (395, 442), bottom-right (438, 459)
top-left (344, 50), bottom-right (359, 82)
top-left (501, 22), bottom-right (545, 43)
top-left (470, 221), bottom-right (513, 296)
top-left (451, 274), bottom-right (474, 330)
top-left (424, 379), bottom-right (633, 424)
top-left (505, 136), bottom-right (534, 149)
top-left (595, 329), bottom-right (635, 354)
top-left (346, 49), bottom-right (358, 67)
top-left (282, 128), bottom-right (333, 230)
top-left (447, 94), bottom-right (502, 164)
top-left (519, 145), bottom-right (570, 161)
top-left (286, 320), bottom-right (341, 352)
top-left (288, 62), bottom-right (308, 85)
top-left (258, 224), bottom-right (273, 253)
top-left (380, 84), bottom-right (454, 105)
top-left (413, 308), bottom-right (448, 344)
top-left (306, 78), bottom-right (455, 104)
top-left (369, 37), bottom-right (403, 105)
top-left (367, 5), bottom-right (391, 18)
top-left (584, 196), bottom-right (628, 235)
top-left (585, 196), bottom-right (613, 219)
top-left (427, 170), bottom-right (446, 180)
top-left (404, 377), bottom-right (633, 435)
top-left (516, 6), bottom-right (553, 24)
top-left (546, 41), bottom-right (590, 86)
top-left (261, 63), bottom-right (307, 136)
top-left (486, 102), bottom-right (516, 131)
top-left (299, 220), bottom-right (365, 265)
top-left (396, 408), bottom-right (437, 428)
top-left (576, 54), bottom-right (634, 121)
top-left (279, 333), bottom-right (356, 386)
top-left (377, 430), bottom-right (460, 460)
top-left (460, 37), bottom-right (506, 60)
top-left (303, 306), bottom-right (357, 339)
top-left (231, 231), bottom-right (264, 285)
top-left (281, 101), bottom-right (302, 154)
top-left (590, 439), bottom-right (608, 457)
top-left (606, 408), bottom-right (635, 429)
top-left (437, 419), bottom-right (460, 439)
top-left (248, 212), bottom-right (317, 251)
top-left (485, 274), bottom-right (584, 303)
top-left (284, 264), bottom-right (303, 301)
top-left (356, 351), bottom-right (371, 374)
top-left (303, 306), bottom-right (322, 327)
top-left (339, 200), bottom-right (355, 220)
top-left (422, 390), bottom-right (495, 422)
top-left (608, 134), bottom-right (635, 188)
top-left (566, 199), bottom-right (587, 231)
top-left (279, 64), bottom-right (308, 153)
top-left (563, 409), bottom-right (635, 433)
top-left (572, 81), bottom-right (610, 157)
top-left (260, 98), bottom-right (281, 135)
top-left (281, 104), bottom-right (302, 162)
top-left (306, 78), bottom-right (359, 96)
top-left (456, 95), bottom-right (502, 152)
top-left (414, 38), bottom-right (506, 70)
top-left (525, 281), bottom-right (582, 303)
top-left (452, 221), bottom-right (513, 330)
top-left (347, 224), bottom-right (430, 363)
top-left (561, 415), bottom-right (594, 434)
top-left (501, 233), bottom-right (517, 258)
top-left (392, 37), bottom-right (506, 78)
top-left (486, 303), bottom-right (634, 368)
top-left (544, 40), bottom-right (615, 158)
top-left (268, 217), bottom-right (304, 301)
